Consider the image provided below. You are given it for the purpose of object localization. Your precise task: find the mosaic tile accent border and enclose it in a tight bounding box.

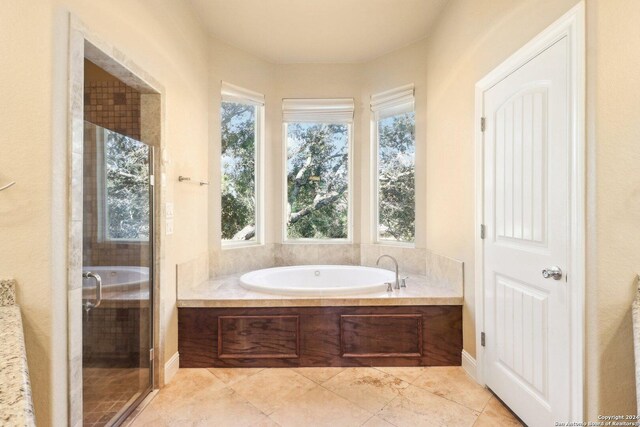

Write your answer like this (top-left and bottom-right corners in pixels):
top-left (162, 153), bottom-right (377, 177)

top-left (84, 80), bottom-right (140, 140)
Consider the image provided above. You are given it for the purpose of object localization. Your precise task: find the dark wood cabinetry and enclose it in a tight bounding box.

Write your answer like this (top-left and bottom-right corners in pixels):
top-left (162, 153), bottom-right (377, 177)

top-left (178, 305), bottom-right (462, 368)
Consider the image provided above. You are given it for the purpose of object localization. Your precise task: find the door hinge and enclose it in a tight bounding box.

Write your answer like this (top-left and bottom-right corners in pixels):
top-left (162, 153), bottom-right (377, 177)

top-left (150, 348), bottom-right (154, 361)
top-left (481, 332), bottom-right (486, 347)
top-left (480, 117), bottom-right (486, 132)
top-left (480, 224), bottom-right (486, 239)
top-left (149, 175), bottom-right (155, 186)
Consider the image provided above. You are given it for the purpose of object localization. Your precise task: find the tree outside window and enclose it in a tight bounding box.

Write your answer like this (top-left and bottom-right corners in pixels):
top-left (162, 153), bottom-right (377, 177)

top-left (221, 101), bottom-right (258, 242)
top-left (101, 128), bottom-right (151, 242)
top-left (286, 123), bottom-right (350, 239)
top-left (377, 111), bottom-right (415, 242)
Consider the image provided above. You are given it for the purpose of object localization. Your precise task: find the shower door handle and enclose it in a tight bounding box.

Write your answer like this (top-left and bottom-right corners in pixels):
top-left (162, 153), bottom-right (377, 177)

top-left (83, 271), bottom-right (103, 311)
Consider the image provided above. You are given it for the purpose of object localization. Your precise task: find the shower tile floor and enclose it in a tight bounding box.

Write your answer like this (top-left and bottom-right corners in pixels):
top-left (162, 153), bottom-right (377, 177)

top-left (84, 367), bottom-right (149, 426)
top-left (126, 367), bottom-right (522, 426)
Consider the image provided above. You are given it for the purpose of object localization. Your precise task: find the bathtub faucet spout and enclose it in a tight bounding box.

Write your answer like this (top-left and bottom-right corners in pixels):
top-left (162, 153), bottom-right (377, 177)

top-left (376, 255), bottom-right (400, 289)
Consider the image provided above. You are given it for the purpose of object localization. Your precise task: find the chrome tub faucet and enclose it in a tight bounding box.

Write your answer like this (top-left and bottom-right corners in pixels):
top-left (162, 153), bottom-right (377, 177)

top-left (377, 254), bottom-right (400, 289)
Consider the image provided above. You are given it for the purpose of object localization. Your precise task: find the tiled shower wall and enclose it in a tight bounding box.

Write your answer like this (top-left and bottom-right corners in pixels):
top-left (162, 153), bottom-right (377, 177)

top-left (83, 78), bottom-right (150, 268)
top-left (84, 80), bottom-right (141, 140)
top-left (82, 304), bottom-right (150, 366)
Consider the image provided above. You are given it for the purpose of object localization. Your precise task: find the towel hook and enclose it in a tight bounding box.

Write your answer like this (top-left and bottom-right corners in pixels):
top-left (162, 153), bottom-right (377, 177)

top-left (0, 181), bottom-right (16, 192)
top-left (178, 176), bottom-right (209, 186)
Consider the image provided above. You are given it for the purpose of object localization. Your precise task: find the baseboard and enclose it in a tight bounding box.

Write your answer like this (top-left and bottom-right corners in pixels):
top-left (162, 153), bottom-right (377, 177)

top-left (461, 350), bottom-right (478, 382)
top-left (164, 352), bottom-right (180, 384)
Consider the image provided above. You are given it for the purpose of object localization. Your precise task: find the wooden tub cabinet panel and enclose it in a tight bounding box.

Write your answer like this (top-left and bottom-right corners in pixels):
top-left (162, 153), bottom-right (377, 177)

top-left (218, 315), bottom-right (300, 359)
top-left (340, 314), bottom-right (423, 358)
top-left (178, 306), bottom-right (462, 368)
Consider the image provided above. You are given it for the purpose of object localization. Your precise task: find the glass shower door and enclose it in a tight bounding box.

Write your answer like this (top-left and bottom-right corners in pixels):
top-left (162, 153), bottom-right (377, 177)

top-left (82, 121), bottom-right (153, 426)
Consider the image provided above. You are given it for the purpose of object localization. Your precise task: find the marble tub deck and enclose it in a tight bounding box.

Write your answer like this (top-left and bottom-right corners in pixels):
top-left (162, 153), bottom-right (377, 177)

top-left (178, 273), bottom-right (463, 308)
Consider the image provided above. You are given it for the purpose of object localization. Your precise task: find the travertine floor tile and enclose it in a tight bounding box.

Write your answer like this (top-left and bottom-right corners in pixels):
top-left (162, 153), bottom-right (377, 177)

top-left (127, 368), bottom-right (521, 427)
top-left (208, 367), bottom-right (264, 385)
top-left (474, 396), bottom-right (523, 426)
top-left (269, 385), bottom-right (372, 427)
top-left (132, 387), bottom-right (274, 426)
top-left (378, 385), bottom-right (479, 427)
top-left (375, 366), bottom-right (426, 384)
top-left (361, 415), bottom-right (397, 426)
top-left (412, 367), bottom-right (491, 411)
top-left (229, 368), bottom-right (317, 414)
top-left (145, 369), bottom-right (226, 411)
top-left (293, 367), bottom-right (346, 383)
top-left (323, 367), bottom-right (409, 413)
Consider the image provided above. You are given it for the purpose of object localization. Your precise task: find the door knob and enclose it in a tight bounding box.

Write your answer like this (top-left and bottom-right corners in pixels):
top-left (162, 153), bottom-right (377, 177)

top-left (542, 266), bottom-right (563, 280)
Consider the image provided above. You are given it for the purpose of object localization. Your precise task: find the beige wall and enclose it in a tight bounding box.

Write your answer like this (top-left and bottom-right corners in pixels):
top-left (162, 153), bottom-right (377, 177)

top-left (425, 0), bottom-right (640, 417)
top-left (0, 2), bottom-right (58, 423)
top-left (587, 0), bottom-right (640, 417)
top-left (423, 0), bottom-right (579, 362)
top-left (361, 39), bottom-right (429, 248)
top-left (0, 0), bottom-right (210, 424)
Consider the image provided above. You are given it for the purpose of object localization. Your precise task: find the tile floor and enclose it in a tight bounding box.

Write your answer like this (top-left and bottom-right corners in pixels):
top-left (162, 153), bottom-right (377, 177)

top-left (84, 367), bottom-right (148, 426)
top-left (126, 367), bottom-right (522, 426)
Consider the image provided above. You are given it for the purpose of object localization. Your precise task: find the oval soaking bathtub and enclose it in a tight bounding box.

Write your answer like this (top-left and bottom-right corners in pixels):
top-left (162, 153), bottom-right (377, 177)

top-left (239, 265), bottom-right (396, 296)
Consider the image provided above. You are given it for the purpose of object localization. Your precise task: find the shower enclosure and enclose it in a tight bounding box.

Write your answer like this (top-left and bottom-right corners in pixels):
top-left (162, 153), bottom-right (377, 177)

top-left (82, 121), bottom-right (154, 426)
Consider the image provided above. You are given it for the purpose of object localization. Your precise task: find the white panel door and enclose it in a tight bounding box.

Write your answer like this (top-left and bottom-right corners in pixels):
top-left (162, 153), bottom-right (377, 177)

top-left (482, 37), bottom-right (570, 426)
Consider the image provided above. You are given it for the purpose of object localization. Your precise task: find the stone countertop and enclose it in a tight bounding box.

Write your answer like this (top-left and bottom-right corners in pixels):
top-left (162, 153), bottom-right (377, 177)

top-left (0, 299), bottom-right (35, 426)
top-left (177, 273), bottom-right (463, 308)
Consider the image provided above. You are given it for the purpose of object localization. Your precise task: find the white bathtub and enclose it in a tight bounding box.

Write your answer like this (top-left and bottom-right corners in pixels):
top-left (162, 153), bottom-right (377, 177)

top-left (239, 265), bottom-right (396, 296)
top-left (82, 266), bottom-right (150, 293)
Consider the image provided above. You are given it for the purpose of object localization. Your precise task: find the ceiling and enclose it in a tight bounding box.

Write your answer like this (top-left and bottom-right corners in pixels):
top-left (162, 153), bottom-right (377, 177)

top-left (188, 0), bottom-right (449, 64)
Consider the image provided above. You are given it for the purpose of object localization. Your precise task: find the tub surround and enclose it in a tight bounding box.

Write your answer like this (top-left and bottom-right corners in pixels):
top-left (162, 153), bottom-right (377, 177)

top-left (179, 305), bottom-right (462, 368)
top-left (0, 279), bottom-right (35, 426)
top-left (178, 250), bottom-right (463, 369)
top-left (176, 251), bottom-right (210, 292)
top-left (195, 245), bottom-right (463, 296)
top-left (208, 244), bottom-right (457, 279)
top-left (178, 273), bottom-right (462, 308)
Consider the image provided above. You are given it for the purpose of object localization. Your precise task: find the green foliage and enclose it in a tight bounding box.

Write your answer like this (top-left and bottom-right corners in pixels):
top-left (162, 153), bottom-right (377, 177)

top-left (286, 123), bottom-right (349, 239)
top-left (378, 112), bottom-right (415, 242)
top-left (218, 103), bottom-right (415, 243)
top-left (103, 129), bottom-right (150, 241)
top-left (221, 102), bottom-right (256, 240)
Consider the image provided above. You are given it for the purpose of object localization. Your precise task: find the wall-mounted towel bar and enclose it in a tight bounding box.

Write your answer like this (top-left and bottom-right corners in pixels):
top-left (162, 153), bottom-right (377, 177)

top-left (178, 176), bottom-right (209, 186)
top-left (0, 181), bottom-right (16, 192)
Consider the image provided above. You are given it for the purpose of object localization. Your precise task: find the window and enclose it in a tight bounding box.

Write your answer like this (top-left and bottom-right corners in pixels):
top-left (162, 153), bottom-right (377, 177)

top-left (371, 85), bottom-right (416, 244)
top-left (283, 98), bottom-right (354, 240)
top-left (97, 126), bottom-right (151, 242)
top-left (220, 82), bottom-right (264, 245)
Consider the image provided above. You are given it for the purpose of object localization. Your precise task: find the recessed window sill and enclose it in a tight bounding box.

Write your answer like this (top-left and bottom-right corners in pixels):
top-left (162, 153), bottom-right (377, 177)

top-left (282, 239), bottom-right (353, 245)
top-left (221, 241), bottom-right (264, 250)
top-left (374, 240), bottom-right (416, 249)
